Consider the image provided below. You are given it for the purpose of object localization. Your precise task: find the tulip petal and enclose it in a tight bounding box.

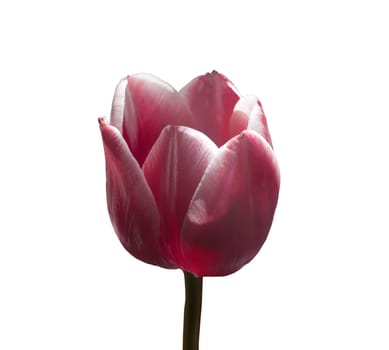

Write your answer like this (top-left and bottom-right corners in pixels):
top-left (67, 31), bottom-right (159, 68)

top-left (122, 74), bottom-right (194, 166)
top-left (99, 118), bottom-right (175, 268)
top-left (110, 77), bottom-right (128, 133)
top-left (229, 95), bottom-right (273, 148)
top-left (180, 71), bottom-right (240, 146)
top-left (142, 126), bottom-right (218, 265)
top-left (181, 131), bottom-right (280, 276)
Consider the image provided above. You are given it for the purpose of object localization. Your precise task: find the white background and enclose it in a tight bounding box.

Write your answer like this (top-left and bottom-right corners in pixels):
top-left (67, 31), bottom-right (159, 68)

top-left (1, 0), bottom-right (388, 349)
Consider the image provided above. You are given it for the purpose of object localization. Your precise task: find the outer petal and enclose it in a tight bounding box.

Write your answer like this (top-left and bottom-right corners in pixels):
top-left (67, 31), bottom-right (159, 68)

top-left (229, 95), bottom-right (273, 148)
top-left (122, 73), bottom-right (194, 166)
top-left (98, 118), bottom-right (175, 268)
top-left (142, 126), bottom-right (218, 266)
top-left (180, 71), bottom-right (240, 146)
top-left (181, 131), bottom-right (280, 276)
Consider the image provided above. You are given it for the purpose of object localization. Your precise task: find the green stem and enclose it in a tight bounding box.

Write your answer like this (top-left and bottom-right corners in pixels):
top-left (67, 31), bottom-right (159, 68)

top-left (183, 271), bottom-right (203, 350)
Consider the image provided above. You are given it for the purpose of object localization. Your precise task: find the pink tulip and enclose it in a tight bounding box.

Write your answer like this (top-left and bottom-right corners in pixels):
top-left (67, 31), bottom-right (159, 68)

top-left (99, 71), bottom-right (280, 277)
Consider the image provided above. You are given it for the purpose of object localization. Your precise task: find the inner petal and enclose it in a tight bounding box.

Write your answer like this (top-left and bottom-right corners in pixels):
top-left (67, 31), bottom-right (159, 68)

top-left (122, 73), bottom-right (194, 166)
top-left (180, 71), bottom-right (240, 146)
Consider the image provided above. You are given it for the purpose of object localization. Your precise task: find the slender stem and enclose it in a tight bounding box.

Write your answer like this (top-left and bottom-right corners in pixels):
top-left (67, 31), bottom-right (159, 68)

top-left (183, 271), bottom-right (203, 350)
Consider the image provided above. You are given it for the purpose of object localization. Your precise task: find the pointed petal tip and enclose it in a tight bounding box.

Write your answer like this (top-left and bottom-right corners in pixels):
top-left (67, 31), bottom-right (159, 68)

top-left (99, 117), bottom-right (115, 134)
top-left (98, 116), bottom-right (106, 126)
top-left (202, 70), bottom-right (238, 87)
top-left (208, 69), bottom-right (227, 79)
top-left (98, 117), bottom-right (110, 132)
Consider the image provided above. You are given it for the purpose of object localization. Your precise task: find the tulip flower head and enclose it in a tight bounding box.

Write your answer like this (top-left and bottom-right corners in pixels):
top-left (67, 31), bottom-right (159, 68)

top-left (99, 71), bottom-right (280, 277)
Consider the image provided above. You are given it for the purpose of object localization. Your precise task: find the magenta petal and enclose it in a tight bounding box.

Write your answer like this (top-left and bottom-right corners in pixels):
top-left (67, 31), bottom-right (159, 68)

top-left (142, 126), bottom-right (218, 266)
top-left (229, 95), bottom-right (273, 148)
top-left (181, 131), bottom-right (280, 276)
top-left (99, 118), bottom-right (175, 268)
top-left (122, 74), bottom-right (194, 166)
top-left (180, 71), bottom-right (240, 146)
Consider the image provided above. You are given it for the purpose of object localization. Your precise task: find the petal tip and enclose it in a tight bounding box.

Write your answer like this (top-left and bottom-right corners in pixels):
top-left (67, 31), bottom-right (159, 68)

top-left (98, 116), bottom-right (107, 128)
